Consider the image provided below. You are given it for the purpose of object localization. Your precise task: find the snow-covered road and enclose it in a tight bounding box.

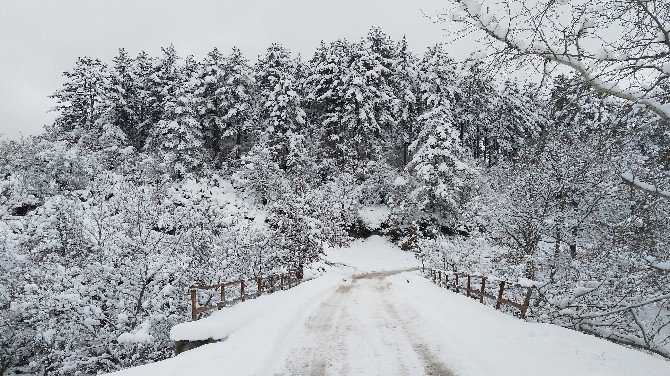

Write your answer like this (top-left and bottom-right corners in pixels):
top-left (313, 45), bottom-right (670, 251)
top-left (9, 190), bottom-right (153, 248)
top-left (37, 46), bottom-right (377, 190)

top-left (111, 236), bottom-right (670, 376)
top-left (280, 270), bottom-right (454, 376)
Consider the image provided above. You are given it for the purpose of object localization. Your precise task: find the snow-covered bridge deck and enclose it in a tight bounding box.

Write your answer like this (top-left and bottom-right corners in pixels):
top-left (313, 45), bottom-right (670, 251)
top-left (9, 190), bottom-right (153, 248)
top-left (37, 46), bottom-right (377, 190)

top-left (110, 237), bottom-right (670, 376)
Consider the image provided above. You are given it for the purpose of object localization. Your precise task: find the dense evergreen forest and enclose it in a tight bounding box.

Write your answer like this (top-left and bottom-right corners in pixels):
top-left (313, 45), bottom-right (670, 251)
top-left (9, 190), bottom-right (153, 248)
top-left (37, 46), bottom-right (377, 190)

top-left (1, 28), bottom-right (668, 374)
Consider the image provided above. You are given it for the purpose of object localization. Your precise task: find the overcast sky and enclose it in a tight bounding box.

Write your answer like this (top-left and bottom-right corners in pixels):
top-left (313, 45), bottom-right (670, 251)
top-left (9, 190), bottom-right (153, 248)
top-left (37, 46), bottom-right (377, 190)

top-left (0, 0), bottom-right (475, 140)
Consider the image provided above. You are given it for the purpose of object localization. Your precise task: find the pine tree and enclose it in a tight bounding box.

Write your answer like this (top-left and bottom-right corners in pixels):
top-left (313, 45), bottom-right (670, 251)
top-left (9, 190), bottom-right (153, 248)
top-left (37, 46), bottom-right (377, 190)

top-left (414, 43), bottom-right (461, 160)
top-left (194, 48), bottom-right (226, 162)
top-left (131, 51), bottom-right (160, 148)
top-left (103, 49), bottom-right (139, 145)
top-left (409, 96), bottom-right (470, 223)
top-left (255, 44), bottom-right (306, 170)
top-left (392, 36), bottom-right (420, 166)
top-left (339, 35), bottom-right (395, 164)
top-left (404, 43), bottom-right (474, 225)
top-left (220, 47), bottom-right (256, 161)
top-left (417, 45), bottom-right (460, 121)
top-left (49, 57), bottom-right (108, 144)
top-left (195, 47), bottom-right (257, 166)
top-left (306, 39), bottom-right (352, 164)
top-left (146, 46), bottom-right (204, 177)
top-left (491, 81), bottom-right (543, 164)
top-left (453, 61), bottom-right (497, 162)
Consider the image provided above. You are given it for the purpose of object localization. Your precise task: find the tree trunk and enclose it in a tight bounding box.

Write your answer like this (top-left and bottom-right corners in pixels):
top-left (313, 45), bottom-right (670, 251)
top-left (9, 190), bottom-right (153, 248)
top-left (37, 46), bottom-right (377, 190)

top-left (569, 227), bottom-right (578, 259)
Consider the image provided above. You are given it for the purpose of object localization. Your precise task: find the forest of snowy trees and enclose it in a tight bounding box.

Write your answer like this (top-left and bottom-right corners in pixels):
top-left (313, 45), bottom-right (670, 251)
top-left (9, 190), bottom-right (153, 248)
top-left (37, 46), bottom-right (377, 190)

top-left (0, 26), bottom-right (668, 374)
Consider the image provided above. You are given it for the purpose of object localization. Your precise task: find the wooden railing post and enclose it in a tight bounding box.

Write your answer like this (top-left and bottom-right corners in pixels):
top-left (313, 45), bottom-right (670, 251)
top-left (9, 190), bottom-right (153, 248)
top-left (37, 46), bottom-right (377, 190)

top-left (479, 277), bottom-right (486, 303)
top-left (445, 274), bottom-right (449, 287)
top-left (437, 270), bottom-right (442, 286)
top-left (466, 275), bottom-right (471, 297)
top-left (257, 277), bottom-right (263, 295)
top-left (520, 288), bottom-right (533, 319)
top-left (240, 280), bottom-right (245, 300)
top-left (280, 274), bottom-right (285, 290)
top-left (269, 275), bottom-right (275, 291)
top-left (220, 285), bottom-right (226, 306)
top-left (495, 281), bottom-right (505, 310)
top-left (190, 288), bottom-right (197, 321)
top-left (455, 273), bottom-right (460, 293)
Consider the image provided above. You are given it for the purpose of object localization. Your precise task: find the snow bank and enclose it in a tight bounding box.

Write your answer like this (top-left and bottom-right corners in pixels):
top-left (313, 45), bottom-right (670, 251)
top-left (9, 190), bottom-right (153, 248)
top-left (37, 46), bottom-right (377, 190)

top-left (387, 273), bottom-right (670, 376)
top-left (110, 273), bottom-right (342, 376)
top-left (322, 235), bottom-right (420, 272)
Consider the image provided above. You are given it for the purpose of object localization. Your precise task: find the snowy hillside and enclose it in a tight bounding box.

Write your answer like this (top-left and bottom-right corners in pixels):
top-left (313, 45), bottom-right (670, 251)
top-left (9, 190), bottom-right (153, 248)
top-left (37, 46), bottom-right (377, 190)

top-left (110, 238), bottom-right (670, 376)
top-left (1, 19), bottom-right (669, 374)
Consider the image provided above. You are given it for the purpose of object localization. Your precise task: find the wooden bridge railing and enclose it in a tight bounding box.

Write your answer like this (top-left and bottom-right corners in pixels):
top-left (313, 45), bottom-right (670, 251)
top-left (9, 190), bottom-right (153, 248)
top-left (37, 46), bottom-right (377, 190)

top-left (189, 269), bottom-right (303, 321)
top-left (426, 268), bottom-right (533, 319)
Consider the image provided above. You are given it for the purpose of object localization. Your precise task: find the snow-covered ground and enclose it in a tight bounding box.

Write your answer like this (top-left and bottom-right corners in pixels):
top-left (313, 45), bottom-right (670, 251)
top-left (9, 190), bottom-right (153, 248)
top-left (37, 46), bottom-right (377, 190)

top-left (110, 237), bottom-right (670, 376)
top-left (322, 235), bottom-right (420, 272)
top-left (386, 273), bottom-right (670, 376)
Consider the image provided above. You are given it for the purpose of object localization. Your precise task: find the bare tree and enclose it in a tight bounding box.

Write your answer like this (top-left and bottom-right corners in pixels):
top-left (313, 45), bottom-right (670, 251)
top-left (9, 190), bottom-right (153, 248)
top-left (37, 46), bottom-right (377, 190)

top-left (444, 0), bottom-right (670, 198)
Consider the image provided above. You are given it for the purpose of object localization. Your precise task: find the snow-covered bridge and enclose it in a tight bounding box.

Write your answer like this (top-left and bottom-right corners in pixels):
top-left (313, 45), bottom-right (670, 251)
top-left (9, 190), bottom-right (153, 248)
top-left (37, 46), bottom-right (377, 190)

top-left (110, 237), bottom-right (670, 376)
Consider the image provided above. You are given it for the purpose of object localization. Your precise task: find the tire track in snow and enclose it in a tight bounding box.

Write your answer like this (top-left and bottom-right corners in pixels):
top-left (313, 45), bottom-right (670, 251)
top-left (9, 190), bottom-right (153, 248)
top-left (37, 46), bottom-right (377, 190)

top-left (280, 282), bottom-right (353, 375)
top-left (382, 297), bottom-right (455, 376)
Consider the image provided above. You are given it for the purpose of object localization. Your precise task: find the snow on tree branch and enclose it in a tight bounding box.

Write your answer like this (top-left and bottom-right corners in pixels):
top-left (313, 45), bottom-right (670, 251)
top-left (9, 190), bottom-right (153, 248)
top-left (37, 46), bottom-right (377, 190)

top-left (447, 0), bottom-right (670, 122)
top-left (622, 172), bottom-right (670, 199)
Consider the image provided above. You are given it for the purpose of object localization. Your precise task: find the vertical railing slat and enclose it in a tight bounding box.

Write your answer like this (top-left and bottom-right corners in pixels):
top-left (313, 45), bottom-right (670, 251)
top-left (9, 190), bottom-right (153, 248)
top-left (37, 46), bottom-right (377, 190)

top-left (190, 289), bottom-right (197, 321)
top-left (520, 288), bottom-right (533, 319)
top-left (495, 281), bottom-right (505, 310)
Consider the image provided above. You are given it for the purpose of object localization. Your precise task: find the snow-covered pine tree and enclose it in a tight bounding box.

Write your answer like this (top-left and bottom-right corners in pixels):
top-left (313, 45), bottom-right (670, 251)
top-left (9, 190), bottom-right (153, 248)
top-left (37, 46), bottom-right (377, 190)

top-left (220, 47), bottom-right (257, 162)
top-left (307, 29), bottom-right (404, 169)
top-left (415, 43), bottom-right (461, 153)
top-left (401, 44), bottom-right (476, 228)
top-left (338, 31), bottom-right (396, 165)
top-left (409, 99), bottom-right (472, 225)
top-left (195, 48), bottom-right (226, 163)
top-left (146, 46), bottom-right (204, 177)
top-left (453, 61), bottom-right (497, 163)
top-left (489, 80), bottom-right (543, 165)
top-left (131, 51), bottom-right (160, 148)
top-left (49, 57), bottom-right (108, 146)
top-left (91, 48), bottom-right (144, 167)
top-left (392, 36), bottom-right (420, 166)
top-left (306, 39), bottom-right (352, 167)
top-left (104, 49), bottom-right (139, 146)
top-left (255, 43), bottom-right (307, 171)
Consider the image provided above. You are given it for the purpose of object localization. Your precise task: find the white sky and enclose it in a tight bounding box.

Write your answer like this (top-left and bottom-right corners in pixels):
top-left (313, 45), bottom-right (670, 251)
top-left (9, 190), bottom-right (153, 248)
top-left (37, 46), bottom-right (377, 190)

top-left (0, 0), bottom-right (476, 140)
